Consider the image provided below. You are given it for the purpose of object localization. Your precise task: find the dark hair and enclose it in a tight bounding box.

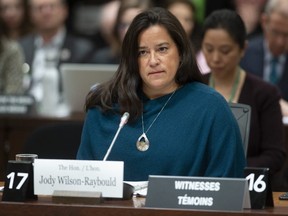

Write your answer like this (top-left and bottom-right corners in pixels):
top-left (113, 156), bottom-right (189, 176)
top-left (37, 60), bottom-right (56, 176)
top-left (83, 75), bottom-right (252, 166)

top-left (201, 9), bottom-right (246, 49)
top-left (86, 7), bottom-right (203, 121)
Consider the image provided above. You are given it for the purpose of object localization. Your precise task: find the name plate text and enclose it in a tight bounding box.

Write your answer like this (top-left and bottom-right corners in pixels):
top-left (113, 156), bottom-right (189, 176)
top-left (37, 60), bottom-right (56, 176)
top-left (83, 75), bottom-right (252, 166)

top-left (145, 175), bottom-right (250, 211)
top-left (34, 159), bottom-right (124, 198)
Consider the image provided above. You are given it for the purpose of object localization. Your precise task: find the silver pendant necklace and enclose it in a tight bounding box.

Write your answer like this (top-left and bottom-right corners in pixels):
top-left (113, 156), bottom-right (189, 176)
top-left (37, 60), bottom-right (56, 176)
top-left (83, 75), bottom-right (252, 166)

top-left (136, 90), bottom-right (177, 151)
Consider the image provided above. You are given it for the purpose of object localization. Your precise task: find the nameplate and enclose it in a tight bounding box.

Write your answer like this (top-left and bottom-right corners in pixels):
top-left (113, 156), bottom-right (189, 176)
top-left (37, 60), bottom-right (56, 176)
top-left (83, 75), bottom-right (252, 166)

top-left (0, 95), bottom-right (35, 115)
top-left (33, 159), bottom-right (124, 198)
top-left (145, 175), bottom-right (250, 211)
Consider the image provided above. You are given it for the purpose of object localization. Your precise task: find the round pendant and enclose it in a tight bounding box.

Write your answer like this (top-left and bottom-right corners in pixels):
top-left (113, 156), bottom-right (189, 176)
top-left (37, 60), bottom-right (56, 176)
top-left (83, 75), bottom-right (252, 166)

top-left (136, 133), bottom-right (149, 151)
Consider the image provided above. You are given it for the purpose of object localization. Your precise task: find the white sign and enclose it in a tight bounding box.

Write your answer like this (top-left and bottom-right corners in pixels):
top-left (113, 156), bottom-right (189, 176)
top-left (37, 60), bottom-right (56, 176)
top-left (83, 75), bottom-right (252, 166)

top-left (33, 159), bottom-right (124, 198)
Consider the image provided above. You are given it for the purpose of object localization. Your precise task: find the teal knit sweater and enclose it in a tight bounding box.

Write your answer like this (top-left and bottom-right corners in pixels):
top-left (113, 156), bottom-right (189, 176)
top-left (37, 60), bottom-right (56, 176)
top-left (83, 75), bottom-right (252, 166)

top-left (77, 82), bottom-right (246, 181)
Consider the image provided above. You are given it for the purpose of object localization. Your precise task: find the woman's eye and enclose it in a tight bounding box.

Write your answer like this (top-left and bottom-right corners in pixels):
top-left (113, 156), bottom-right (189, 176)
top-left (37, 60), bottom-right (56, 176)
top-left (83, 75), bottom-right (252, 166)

top-left (204, 47), bottom-right (213, 53)
top-left (138, 50), bottom-right (148, 56)
top-left (158, 47), bottom-right (168, 52)
top-left (220, 49), bottom-right (231, 55)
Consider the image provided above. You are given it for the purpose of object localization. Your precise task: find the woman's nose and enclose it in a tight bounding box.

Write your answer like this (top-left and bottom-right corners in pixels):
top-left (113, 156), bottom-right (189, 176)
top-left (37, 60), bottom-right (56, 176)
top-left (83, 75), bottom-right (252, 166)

top-left (149, 52), bottom-right (159, 66)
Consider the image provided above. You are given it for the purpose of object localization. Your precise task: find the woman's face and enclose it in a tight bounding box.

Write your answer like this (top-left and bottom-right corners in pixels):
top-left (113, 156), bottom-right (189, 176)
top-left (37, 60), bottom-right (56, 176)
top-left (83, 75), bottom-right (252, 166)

top-left (0, 0), bottom-right (24, 29)
top-left (202, 28), bottom-right (245, 76)
top-left (168, 2), bottom-right (194, 36)
top-left (138, 25), bottom-right (180, 98)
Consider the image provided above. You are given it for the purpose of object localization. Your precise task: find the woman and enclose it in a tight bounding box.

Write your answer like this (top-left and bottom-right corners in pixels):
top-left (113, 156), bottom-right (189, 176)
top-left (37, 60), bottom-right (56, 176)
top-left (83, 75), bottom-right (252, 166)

top-left (201, 9), bottom-right (285, 177)
top-left (77, 8), bottom-right (245, 181)
top-left (0, 0), bottom-right (32, 40)
top-left (0, 37), bottom-right (24, 94)
top-left (91, 0), bottom-right (153, 64)
top-left (0, 21), bottom-right (24, 94)
top-left (165, 0), bottom-right (202, 53)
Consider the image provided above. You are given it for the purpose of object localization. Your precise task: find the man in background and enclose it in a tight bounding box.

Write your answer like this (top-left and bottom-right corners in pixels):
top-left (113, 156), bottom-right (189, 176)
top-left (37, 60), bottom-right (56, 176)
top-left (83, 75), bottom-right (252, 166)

top-left (19, 0), bottom-right (94, 116)
top-left (240, 0), bottom-right (288, 103)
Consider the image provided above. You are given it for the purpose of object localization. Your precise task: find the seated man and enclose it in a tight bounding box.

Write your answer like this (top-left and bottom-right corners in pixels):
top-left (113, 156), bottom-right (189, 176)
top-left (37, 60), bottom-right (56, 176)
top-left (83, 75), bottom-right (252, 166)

top-left (19, 0), bottom-right (95, 116)
top-left (240, 0), bottom-right (288, 115)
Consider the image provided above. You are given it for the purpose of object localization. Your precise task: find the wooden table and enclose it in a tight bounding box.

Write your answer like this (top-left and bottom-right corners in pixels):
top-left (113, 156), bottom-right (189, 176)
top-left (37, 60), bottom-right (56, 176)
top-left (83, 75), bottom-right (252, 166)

top-left (0, 191), bottom-right (287, 216)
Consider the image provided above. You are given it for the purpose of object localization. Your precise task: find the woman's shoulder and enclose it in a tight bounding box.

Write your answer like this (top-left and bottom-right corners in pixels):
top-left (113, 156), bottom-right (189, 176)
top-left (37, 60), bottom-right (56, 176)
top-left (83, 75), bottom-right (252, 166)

top-left (1, 38), bottom-right (23, 55)
top-left (2, 38), bottom-right (21, 50)
top-left (0, 38), bottom-right (23, 63)
top-left (182, 81), bottom-right (228, 106)
top-left (245, 73), bottom-right (281, 98)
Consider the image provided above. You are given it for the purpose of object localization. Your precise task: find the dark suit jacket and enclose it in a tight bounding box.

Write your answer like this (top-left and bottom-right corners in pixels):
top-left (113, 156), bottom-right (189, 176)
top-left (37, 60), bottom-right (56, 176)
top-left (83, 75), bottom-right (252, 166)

top-left (203, 73), bottom-right (286, 175)
top-left (19, 32), bottom-right (95, 92)
top-left (240, 35), bottom-right (288, 101)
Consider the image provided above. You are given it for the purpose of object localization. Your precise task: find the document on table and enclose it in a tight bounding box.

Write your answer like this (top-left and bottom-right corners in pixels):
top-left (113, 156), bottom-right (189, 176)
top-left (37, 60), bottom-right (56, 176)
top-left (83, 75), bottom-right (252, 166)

top-left (124, 181), bottom-right (148, 197)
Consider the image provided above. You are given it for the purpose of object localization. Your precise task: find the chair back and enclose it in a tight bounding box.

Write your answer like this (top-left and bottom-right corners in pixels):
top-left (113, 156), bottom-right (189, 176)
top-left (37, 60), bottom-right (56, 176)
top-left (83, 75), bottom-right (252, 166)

top-left (229, 103), bottom-right (251, 157)
top-left (22, 122), bottom-right (83, 159)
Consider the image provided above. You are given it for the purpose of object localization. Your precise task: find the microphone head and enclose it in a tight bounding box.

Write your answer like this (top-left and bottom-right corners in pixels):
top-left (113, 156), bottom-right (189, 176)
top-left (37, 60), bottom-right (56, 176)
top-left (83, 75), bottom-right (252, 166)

top-left (123, 112), bottom-right (129, 119)
top-left (120, 112), bottom-right (130, 127)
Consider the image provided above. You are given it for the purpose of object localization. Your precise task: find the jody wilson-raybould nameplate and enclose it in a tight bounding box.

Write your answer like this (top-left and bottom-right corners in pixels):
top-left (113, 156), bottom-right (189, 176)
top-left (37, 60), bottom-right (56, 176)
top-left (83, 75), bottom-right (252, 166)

top-left (34, 159), bottom-right (123, 198)
top-left (145, 175), bottom-right (250, 211)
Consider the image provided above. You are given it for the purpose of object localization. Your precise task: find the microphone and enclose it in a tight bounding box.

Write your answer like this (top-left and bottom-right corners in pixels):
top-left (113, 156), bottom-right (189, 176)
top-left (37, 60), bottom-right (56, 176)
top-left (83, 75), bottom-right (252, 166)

top-left (103, 112), bottom-right (130, 161)
top-left (119, 112), bottom-right (130, 128)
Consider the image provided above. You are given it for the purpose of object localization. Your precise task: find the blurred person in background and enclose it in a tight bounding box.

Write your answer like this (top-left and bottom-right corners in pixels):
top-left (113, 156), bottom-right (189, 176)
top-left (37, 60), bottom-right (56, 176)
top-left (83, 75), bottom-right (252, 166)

top-left (0, 0), bottom-right (33, 40)
top-left (90, 0), bottom-right (153, 64)
top-left (96, 0), bottom-right (120, 51)
top-left (19, 0), bottom-right (94, 116)
top-left (0, 20), bottom-right (24, 94)
top-left (234, 0), bottom-right (266, 38)
top-left (240, 0), bottom-right (288, 116)
top-left (165, 0), bottom-right (202, 53)
top-left (201, 9), bottom-right (286, 189)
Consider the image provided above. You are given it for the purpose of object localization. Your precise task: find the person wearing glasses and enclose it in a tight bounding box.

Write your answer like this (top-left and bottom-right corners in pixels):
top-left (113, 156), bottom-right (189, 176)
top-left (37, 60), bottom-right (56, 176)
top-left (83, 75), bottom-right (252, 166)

top-left (240, 0), bottom-right (288, 116)
top-left (19, 0), bottom-right (94, 116)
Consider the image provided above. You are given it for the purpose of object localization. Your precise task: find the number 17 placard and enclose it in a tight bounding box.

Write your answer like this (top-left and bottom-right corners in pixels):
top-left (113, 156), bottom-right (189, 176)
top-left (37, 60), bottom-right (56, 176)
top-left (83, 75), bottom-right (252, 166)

top-left (2, 160), bottom-right (36, 202)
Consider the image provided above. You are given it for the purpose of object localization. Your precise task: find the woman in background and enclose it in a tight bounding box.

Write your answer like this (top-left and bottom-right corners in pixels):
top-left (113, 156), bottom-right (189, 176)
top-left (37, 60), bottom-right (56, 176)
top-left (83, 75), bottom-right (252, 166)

top-left (91, 0), bottom-right (153, 64)
top-left (201, 9), bottom-right (285, 180)
top-left (0, 0), bottom-right (32, 40)
top-left (0, 12), bottom-right (24, 94)
top-left (165, 0), bottom-right (201, 53)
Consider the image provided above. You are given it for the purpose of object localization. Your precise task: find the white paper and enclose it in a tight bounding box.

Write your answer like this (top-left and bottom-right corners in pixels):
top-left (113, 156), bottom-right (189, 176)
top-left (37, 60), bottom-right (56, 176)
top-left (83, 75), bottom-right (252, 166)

top-left (124, 181), bottom-right (148, 197)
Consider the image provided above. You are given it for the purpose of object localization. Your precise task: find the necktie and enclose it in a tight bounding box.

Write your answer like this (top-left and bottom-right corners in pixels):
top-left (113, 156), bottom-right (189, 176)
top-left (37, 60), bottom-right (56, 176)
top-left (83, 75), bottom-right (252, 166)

top-left (269, 57), bottom-right (278, 84)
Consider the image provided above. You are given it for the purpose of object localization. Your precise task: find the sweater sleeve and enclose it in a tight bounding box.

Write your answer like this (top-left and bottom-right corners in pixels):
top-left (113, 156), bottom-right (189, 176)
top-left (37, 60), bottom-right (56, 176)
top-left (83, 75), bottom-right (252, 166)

top-left (204, 95), bottom-right (246, 178)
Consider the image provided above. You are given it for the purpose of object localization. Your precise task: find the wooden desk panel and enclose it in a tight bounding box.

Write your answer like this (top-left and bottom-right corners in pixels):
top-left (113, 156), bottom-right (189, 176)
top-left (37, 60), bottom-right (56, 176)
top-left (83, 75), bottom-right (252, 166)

top-left (0, 113), bottom-right (84, 181)
top-left (0, 193), bottom-right (288, 216)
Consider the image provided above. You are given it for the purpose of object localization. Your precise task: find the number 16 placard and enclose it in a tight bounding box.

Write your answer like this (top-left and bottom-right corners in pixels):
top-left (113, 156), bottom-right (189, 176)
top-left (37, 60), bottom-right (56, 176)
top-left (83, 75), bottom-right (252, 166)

top-left (244, 167), bottom-right (273, 209)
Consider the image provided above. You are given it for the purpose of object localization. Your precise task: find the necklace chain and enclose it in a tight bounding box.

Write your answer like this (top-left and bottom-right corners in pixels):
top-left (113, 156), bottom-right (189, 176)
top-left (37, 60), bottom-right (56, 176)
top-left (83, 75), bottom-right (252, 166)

top-left (141, 90), bottom-right (176, 134)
